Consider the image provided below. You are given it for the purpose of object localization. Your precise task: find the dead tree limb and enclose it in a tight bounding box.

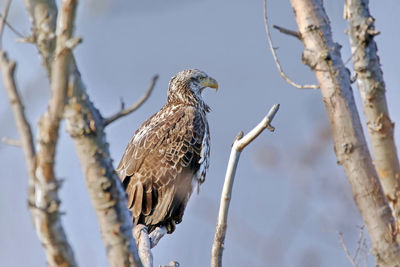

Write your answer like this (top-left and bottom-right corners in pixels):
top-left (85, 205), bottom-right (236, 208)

top-left (263, 0), bottom-right (318, 89)
top-left (30, 0), bottom-right (78, 265)
top-left (0, 0), bottom-right (11, 49)
top-left (1, 0), bottom-right (78, 265)
top-left (64, 60), bottom-right (142, 266)
top-left (24, 1), bottom-right (143, 266)
top-left (105, 75), bottom-right (158, 127)
top-left (0, 12), bottom-right (25, 39)
top-left (289, 0), bottom-right (400, 266)
top-left (211, 104), bottom-right (279, 267)
top-left (24, 0), bottom-right (57, 74)
top-left (272, 25), bottom-right (300, 40)
top-left (344, 0), bottom-right (400, 216)
top-left (0, 52), bottom-right (36, 200)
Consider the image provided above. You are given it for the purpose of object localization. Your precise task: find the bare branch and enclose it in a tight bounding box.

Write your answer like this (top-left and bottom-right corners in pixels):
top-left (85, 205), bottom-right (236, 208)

top-left (149, 226), bottom-right (167, 249)
top-left (64, 66), bottom-right (143, 266)
top-left (160, 262), bottom-right (180, 267)
top-left (133, 225), bottom-right (169, 267)
top-left (211, 104), bottom-right (280, 267)
top-left (24, 0), bottom-right (57, 74)
top-left (2, 137), bottom-right (21, 146)
top-left (24, 0), bottom-right (143, 265)
top-left (345, 0), bottom-right (400, 218)
top-left (0, 52), bottom-right (35, 186)
top-left (338, 231), bottom-right (358, 267)
top-left (27, 0), bottom-right (80, 265)
top-left (272, 24), bottom-right (300, 40)
top-left (263, 0), bottom-right (318, 89)
top-left (0, 12), bottom-right (26, 39)
top-left (289, 0), bottom-right (400, 265)
top-left (105, 75), bottom-right (158, 126)
top-left (354, 225), bottom-right (365, 263)
top-left (236, 104), bottom-right (279, 151)
top-left (0, 0), bottom-right (12, 50)
top-left (134, 225), bottom-right (153, 267)
top-left (1, 2), bottom-right (76, 264)
top-left (0, 51), bottom-right (77, 266)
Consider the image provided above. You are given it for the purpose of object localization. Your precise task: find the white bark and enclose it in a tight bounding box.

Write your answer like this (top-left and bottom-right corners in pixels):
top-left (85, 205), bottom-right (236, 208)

top-left (289, 0), bottom-right (400, 265)
top-left (344, 0), bottom-right (400, 216)
top-left (211, 104), bottom-right (279, 267)
top-left (24, 0), bottom-right (143, 266)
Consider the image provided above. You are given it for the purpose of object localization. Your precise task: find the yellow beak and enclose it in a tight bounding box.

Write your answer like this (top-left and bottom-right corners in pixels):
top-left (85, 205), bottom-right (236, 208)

top-left (200, 77), bottom-right (219, 91)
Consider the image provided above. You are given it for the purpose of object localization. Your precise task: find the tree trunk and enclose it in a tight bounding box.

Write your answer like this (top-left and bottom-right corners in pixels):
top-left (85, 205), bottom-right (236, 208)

top-left (344, 0), bottom-right (400, 216)
top-left (289, 0), bottom-right (400, 265)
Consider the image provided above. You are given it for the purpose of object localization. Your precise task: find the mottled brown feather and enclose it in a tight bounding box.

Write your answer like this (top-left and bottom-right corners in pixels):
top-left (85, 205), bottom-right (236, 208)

top-left (117, 103), bottom-right (209, 233)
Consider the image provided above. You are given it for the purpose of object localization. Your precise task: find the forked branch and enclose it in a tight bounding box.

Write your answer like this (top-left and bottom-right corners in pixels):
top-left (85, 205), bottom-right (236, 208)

top-left (105, 74), bottom-right (158, 126)
top-left (1, 0), bottom-right (77, 265)
top-left (24, 0), bottom-right (144, 265)
top-left (263, 0), bottom-right (318, 89)
top-left (211, 104), bottom-right (280, 267)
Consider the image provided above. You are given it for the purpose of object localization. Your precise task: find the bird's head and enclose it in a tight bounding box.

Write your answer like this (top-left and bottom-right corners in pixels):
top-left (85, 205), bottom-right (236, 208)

top-left (167, 69), bottom-right (218, 109)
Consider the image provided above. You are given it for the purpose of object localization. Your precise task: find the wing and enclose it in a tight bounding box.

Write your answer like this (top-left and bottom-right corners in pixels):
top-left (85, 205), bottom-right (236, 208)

top-left (116, 104), bottom-right (208, 230)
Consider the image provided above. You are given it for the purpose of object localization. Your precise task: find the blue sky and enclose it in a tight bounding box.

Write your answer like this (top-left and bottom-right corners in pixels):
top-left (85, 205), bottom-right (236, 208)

top-left (1, 0), bottom-right (399, 266)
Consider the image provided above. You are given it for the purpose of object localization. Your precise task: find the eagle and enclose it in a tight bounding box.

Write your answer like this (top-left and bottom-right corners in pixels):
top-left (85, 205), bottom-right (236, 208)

top-left (117, 69), bottom-right (218, 234)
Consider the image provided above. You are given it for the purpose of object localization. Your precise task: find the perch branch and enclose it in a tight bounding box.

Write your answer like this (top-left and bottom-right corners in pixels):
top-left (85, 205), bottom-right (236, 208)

top-left (134, 225), bottom-right (153, 267)
top-left (211, 104), bottom-right (280, 267)
top-left (149, 226), bottom-right (167, 249)
top-left (132, 225), bottom-right (170, 267)
top-left (105, 74), bottom-right (158, 126)
top-left (263, 0), bottom-right (318, 89)
top-left (272, 24), bottom-right (300, 40)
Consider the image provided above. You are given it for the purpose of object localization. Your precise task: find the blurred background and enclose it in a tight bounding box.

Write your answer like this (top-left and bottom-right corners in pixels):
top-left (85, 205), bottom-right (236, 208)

top-left (1, 0), bottom-right (399, 266)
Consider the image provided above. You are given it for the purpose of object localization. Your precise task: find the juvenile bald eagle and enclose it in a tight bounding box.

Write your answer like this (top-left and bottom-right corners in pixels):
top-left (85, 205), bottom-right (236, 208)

top-left (117, 69), bottom-right (217, 234)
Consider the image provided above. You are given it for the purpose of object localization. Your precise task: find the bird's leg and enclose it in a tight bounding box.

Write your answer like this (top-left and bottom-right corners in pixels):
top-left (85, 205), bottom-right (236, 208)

top-left (149, 226), bottom-right (167, 248)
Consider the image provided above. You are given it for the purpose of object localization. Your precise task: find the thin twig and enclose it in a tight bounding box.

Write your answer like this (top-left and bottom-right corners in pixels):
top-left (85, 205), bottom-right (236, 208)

top-left (353, 225), bottom-right (365, 264)
top-left (211, 104), bottom-right (280, 267)
top-left (105, 75), bottom-right (159, 126)
top-left (338, 231), bottom-right (357, 267)
top-left (0, 12), bottom-right (25, 39)
top-left (236, 104), bottom-right (279, 151)
top-left (2, 137), bottom-right (21, 146)
top-left (273, 24), bottom-right (301, 40)
top-left (0, 52), bottom-right (35, 180)
top-left (0, 0), bottom-right (12, 50)
top-left (263, 0), bottom-right (319, 89)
